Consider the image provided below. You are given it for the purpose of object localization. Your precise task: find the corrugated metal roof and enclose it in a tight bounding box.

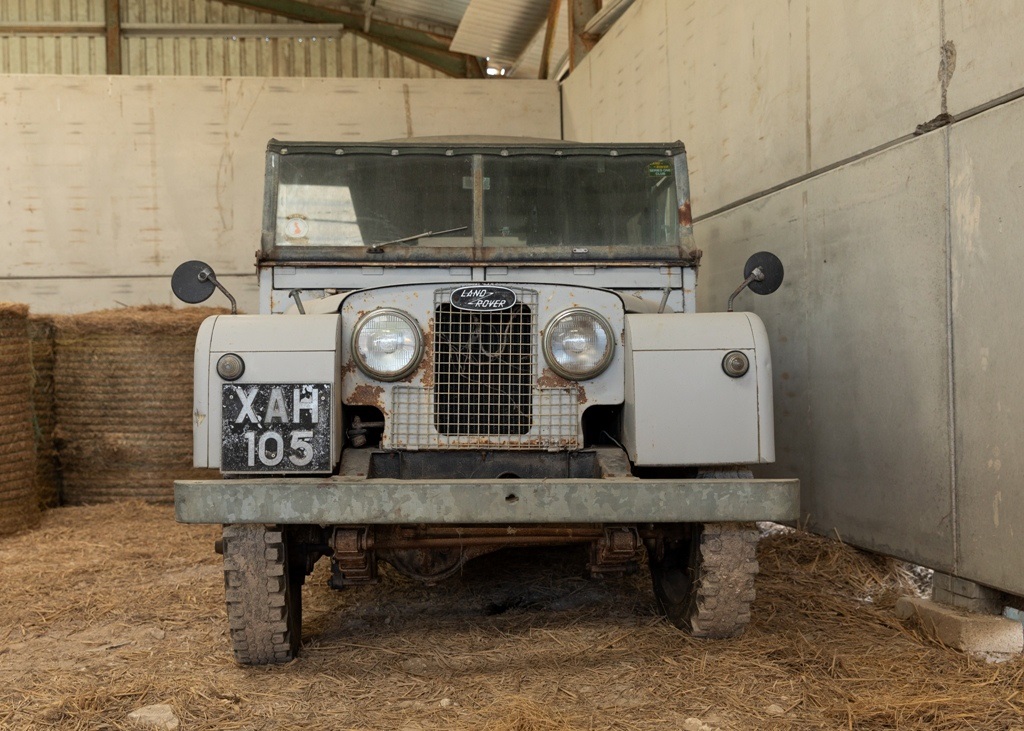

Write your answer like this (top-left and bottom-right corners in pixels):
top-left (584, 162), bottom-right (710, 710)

top-left (372, 0), bottom-right (470, 30)
top-left (449, 0), bottom-right (548, 64)
top-left (508, 0), bottom-right (566, 78)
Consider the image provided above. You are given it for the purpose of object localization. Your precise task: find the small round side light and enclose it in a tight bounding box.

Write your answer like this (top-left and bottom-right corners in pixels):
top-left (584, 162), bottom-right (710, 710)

top-left (217, 353), bottom-right (245, 381)
top-left (722, 350), bottom-right (749, 378)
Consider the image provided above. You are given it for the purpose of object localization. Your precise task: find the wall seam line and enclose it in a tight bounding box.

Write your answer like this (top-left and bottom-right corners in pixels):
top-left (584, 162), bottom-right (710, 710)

top-left (940, 0), bottom-right (959, 576)
top-left (694, 85), bottom-right (1024, 224)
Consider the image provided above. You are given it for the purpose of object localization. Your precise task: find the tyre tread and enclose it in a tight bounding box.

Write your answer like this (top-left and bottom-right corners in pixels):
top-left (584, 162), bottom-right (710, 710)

top-left (222, 524), bottom-right (299, 665)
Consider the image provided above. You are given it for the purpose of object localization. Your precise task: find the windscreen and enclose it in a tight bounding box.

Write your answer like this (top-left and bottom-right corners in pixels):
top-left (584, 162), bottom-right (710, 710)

top-left (272, 153), bottom-right (473, 249)
top-left (482, 155), bottom-right (677, 248)
top-left (266, 150), bottom-right (679, 258)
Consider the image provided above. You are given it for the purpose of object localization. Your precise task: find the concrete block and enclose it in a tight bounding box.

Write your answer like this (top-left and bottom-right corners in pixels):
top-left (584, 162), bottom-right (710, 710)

top-left (896, 596), bottom-right (1023, 657)
top-left (932, 587), bottom-right (1003, 615)
top-left (932, 571), bottom-right (1004, 614)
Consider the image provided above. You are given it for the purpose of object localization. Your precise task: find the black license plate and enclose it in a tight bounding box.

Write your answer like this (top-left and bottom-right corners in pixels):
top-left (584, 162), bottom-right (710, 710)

top-left (221, 383), bottom-right (331, 473)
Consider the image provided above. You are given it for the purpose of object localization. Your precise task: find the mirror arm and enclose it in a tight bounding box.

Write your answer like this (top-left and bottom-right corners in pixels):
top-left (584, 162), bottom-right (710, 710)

top-left (199, 267), bottom-right (237, 315)
top-left (289, 289), bottom-right (306, 315)
top-left (727, 266), bottom-right (765, 313)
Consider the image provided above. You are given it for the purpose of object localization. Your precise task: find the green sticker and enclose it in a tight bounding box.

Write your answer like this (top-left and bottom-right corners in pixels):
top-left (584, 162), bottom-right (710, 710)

top-left (647, 160), bottom-right (673, 178)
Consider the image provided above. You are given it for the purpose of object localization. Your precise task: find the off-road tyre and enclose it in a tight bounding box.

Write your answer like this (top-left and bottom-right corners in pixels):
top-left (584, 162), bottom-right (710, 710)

top-left (223, 524), bottom-right (302, 665)
top-left (649, 468), bottom-right (759, 638)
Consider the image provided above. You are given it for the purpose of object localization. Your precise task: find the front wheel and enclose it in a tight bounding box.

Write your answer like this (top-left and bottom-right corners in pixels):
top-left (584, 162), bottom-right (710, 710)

top-left (649, 468), bottom-right (759, 638)
top-left (222, 524), bottom-right (303, 665)
top-left (649, 521), bottom-right (759, 637)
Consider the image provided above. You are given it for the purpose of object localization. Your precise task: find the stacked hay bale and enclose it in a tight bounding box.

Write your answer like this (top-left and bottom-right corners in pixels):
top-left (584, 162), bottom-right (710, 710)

top-left (0, 303), bottom-right (41, 535)
top-left (54, 306), bottom-right (221, 505)
top-left (29, 315), bottom-right (60, 509)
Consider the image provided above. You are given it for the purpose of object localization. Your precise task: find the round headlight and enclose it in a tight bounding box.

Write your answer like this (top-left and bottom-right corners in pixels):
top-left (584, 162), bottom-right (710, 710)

top-left (353, 309), bottom-right (423, 381)
top-left (543, 309), bottom-right (615, 380)
top-left (217, 353), bottom-right (245, 381)
top-left (722, 350), bottom-right (750, 378)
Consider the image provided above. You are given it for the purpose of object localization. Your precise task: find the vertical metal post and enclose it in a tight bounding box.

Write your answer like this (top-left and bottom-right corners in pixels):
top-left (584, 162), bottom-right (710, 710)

top-left (472, 154), bottom-right (485, 251)
top-left (105, 0), bottom-right (122, 75)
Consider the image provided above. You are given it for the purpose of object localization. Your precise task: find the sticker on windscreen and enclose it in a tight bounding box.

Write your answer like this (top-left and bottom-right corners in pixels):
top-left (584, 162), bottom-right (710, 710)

top-left (647, 161), bottom-right (673, 178)
top-left (284, 216), bottom-right (309, 240)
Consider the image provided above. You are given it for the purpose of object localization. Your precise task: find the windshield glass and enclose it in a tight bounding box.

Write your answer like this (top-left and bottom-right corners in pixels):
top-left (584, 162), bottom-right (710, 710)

top-left (483, 156), bottom-right (677, 248)
top-left (273, 154), bottom-right (473, 249)
top-left (264, 149), bottom-right (682, 261)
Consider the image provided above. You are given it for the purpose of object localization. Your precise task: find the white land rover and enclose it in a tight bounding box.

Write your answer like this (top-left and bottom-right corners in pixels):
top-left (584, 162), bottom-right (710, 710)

top-left (171, 137), bottom-right (797, 665)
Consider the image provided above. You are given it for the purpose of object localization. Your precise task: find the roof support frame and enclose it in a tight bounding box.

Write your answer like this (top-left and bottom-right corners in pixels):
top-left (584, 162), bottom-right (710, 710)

top-left (220, 0), bottom-right (483, 77)
top-left (568, 0), bottom-right (598, 70)
top-left (538, 0), bottom-right (562, 79)
top-left (105, 0), bottom-right (122, 74)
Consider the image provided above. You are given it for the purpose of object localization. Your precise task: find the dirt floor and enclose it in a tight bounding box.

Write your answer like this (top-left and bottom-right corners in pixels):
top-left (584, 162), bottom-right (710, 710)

top-left (1, 504), bottom-right (1023, 731)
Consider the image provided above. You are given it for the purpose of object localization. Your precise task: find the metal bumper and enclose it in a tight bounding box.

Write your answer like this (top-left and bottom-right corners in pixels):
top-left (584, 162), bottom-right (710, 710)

top-left (174, 476), bottom-right (800, 525)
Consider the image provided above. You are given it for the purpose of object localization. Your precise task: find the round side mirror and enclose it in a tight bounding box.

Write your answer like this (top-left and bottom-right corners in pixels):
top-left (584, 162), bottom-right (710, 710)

top-left (744, 251), bottom-right (785, 295)
top-left (171, 260), bottom-right (217, 304)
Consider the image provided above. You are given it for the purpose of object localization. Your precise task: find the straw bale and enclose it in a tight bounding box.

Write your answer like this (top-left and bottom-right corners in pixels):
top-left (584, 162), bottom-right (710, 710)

top-left (53, 306), bottom-right (224, 505)
top-left (0, 302), bottom-right (40, 535)
top-left (29, 315), bottom-right (60, 509)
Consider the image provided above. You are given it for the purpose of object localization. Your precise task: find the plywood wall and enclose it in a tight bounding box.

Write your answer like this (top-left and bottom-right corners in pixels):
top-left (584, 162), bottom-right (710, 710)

top-left (0, 76), bottom-right (560, 313)
top-left (562, 0), bottom-right (1024, 595)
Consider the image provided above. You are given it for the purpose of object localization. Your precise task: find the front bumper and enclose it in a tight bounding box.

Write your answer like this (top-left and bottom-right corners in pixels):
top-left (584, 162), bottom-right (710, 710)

top-left (174, 476), bottom-right (799, 525)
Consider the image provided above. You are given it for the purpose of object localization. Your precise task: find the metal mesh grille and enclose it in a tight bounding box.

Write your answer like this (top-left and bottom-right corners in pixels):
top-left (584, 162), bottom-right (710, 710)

top-left (434, 294), bottom-right (534, 435)
top-left (390, 386), bottom-right (579, 450)
top-left (385, 287), bottom-right (581, 450)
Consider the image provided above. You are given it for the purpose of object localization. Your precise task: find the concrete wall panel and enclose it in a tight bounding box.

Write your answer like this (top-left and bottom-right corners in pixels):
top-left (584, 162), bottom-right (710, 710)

top-left (0, 75), bottom-right (560, 313)
top-left (945, 0), bottom-right (1024, 115)
top-left (808, 0), bottom-right (941, 169)
top-left (697, 134), bottom-right (954, 569)
top-left (950, 98), bottom-right (1024, 591)
top-left (580, 0), bottom-right (671, 142)
top-left (666, 0), bottom-right (808, 215)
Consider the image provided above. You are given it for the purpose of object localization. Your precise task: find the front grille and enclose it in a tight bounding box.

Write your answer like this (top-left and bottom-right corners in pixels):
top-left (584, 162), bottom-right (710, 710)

top-left (385, 287), bottom-right (581, 450)
top-left (433, 299), bottom-right (533, 435)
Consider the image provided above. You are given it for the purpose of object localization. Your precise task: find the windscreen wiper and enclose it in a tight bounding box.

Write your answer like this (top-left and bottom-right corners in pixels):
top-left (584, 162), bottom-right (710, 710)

top-left (367, 225), bottom-right (469, 254)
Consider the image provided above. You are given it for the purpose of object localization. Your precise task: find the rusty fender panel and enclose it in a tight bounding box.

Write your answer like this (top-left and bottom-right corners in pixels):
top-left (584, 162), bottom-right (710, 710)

top-left (174, 477), bottom-right (799, 525)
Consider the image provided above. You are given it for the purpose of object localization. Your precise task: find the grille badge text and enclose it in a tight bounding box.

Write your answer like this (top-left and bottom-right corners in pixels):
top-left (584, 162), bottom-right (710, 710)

top-left (450, 285), bottom-right (518, 312)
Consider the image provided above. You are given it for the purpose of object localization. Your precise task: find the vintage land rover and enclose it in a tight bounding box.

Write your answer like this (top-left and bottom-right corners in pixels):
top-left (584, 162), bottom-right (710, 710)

top-left (171, 137), bottom-right (799, 665)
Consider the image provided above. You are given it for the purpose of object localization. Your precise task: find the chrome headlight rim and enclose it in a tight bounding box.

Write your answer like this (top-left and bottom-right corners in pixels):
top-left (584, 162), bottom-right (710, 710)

top-left (352, 308), bottom-right (424, 382)
top-left (542, 308), bottom-right (616, 381)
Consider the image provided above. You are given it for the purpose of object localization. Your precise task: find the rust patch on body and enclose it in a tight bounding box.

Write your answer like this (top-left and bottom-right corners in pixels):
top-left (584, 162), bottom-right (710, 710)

top-left (537, 368), bottom-right (571, 389)
top-left (537, 368), bottom-right (587, 405)
top-left (678, 201), bottom-right (692, 227)
top-left (348, 383), bottom-right (385, 408)
top-left (419, 317), bottom-right (435, 388)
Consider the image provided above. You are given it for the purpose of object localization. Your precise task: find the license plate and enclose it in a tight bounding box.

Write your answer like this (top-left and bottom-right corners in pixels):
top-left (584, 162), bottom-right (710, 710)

top-left (221, 383), bottom-right (331, 473)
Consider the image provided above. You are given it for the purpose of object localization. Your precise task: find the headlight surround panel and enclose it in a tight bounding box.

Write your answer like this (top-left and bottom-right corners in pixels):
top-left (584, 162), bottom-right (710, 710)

top-left (352, 308), bottom-right (424, 381)
top-left (542, 308), bottom-right (616, 381)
